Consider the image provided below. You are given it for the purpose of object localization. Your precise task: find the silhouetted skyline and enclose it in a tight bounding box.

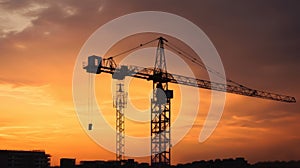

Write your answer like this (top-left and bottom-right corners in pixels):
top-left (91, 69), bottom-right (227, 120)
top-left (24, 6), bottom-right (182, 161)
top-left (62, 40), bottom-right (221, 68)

top-left (1, 149), bottom-right (300, 168)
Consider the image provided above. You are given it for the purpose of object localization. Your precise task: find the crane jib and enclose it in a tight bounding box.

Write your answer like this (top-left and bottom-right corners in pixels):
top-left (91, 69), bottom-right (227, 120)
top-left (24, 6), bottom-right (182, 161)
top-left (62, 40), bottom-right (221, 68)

top-left (83, 55), bottom-right (296, 103)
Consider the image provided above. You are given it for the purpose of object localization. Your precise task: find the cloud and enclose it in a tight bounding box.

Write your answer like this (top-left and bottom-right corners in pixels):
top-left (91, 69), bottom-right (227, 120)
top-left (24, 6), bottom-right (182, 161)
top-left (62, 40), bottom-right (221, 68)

top-left (59, 5), bottom-right (78, 17)
top-left (0, 1), bottom-right (49, 38)
top-left (97, 0), bottom-right (105, 13)
top-left (0, 83), bottom-right (55, 106)
top-left (0, 77), bottom-right (49, 88)
top-left (0, 124), bottom-right (76, 142)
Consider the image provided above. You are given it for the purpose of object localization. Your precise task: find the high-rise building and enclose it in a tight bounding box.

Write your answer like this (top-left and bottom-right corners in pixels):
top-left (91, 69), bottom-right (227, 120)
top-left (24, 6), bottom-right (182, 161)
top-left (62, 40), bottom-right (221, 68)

top-left (0, 150), bottom-right (50, 168)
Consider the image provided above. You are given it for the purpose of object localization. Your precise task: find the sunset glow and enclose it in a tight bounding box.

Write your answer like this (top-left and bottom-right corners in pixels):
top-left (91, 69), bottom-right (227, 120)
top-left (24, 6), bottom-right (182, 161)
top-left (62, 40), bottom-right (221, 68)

top-left (0, 1), bottom-right (299, 166)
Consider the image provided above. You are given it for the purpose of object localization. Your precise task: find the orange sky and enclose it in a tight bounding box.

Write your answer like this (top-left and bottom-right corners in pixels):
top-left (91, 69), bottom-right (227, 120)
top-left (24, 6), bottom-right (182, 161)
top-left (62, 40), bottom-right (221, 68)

top-left (0, 0), bottom-right (300, 166)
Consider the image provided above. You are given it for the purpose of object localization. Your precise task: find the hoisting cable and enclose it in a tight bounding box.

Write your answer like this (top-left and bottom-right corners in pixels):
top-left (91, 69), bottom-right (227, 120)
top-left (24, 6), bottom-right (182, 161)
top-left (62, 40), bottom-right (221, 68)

top-left (165, 41), bottom-right (249, 88)
top-left (88, 72), bottom-right (92, 130)
top-left (109, 38), bottom-right (159, 59)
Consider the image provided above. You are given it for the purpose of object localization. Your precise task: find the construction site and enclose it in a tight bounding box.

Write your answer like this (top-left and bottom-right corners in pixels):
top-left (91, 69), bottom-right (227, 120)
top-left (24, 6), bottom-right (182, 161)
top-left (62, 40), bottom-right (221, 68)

top-left (82, 37), bottom-right (296, 168)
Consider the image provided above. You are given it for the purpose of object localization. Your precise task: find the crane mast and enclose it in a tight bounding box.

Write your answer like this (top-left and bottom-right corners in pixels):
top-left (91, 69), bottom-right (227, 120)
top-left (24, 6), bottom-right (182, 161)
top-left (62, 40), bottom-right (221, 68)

top-left (83, 37), bottom-right (296, 168)
top-left (113, 81), bottom-right (127, 162)
top-left (151, 37), bottom-right (172, 167)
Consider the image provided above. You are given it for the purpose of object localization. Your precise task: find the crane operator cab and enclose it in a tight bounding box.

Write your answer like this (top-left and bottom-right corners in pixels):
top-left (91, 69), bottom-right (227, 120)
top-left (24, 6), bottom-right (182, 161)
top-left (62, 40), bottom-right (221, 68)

top-left (84, 55), bottom-right (102, 74)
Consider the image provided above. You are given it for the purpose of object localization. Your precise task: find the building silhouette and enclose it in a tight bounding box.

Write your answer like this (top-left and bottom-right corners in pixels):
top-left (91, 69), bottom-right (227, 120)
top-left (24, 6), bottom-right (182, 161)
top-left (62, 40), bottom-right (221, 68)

top-left (60, 158), bottom-right (76, 168)
top-left (2, 149), bottom-right (299, 168)
top-left (55, 158), bottom-right (299, 168)
top-left (0, 150), bottom-right (50, 168)
top-left (78, 159), bottom-right (146, 168)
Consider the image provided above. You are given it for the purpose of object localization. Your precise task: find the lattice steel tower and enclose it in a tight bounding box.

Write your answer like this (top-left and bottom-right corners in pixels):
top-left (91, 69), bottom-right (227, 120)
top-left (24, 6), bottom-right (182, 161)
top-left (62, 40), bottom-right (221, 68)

top-left (113, 81), bottom-right (127, 162)
top-left (151, 37), bottom-right (173, 167)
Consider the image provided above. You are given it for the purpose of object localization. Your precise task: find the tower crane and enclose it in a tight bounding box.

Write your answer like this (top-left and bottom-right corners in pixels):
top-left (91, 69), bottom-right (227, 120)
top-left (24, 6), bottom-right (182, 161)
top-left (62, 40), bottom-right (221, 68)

top-left (84, 37), bottom-right (296, 168)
